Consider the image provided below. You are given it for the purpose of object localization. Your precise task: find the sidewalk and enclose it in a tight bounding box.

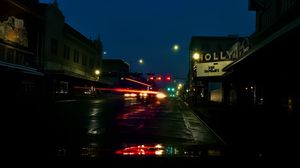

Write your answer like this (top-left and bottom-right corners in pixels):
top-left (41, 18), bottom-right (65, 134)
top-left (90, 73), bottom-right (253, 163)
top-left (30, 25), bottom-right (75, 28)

top-left (185, 101), bottom-right (234, 146)
top-left (183, 99), bottom-right (299, 161)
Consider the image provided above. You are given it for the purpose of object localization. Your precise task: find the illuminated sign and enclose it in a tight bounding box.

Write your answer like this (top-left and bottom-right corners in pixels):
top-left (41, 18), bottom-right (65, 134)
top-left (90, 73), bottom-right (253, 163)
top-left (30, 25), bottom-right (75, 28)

top-left (0, 16), bottom-right (28, 47)
top-left (196, 61), bottom-right (232, 77)
top-left (195, 38), bottom-right (250, 77)
top-left (197, 38), bottom-right (250, 63)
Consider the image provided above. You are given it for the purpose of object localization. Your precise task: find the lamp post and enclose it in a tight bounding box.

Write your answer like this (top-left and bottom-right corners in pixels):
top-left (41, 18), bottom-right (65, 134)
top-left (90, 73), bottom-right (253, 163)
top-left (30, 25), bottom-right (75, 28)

top-left (139, 59), bottom-right (144, 64)
top-left (188, 50), bottom-right (202, 105)
top-left (172, 44), bottom-right (180, 52)
top-left (94, 69), bottom-right (100, 80)
top-left (192, 52), bottom-right (200, 60)
top-left (189, 51), bottom-right (201, 87)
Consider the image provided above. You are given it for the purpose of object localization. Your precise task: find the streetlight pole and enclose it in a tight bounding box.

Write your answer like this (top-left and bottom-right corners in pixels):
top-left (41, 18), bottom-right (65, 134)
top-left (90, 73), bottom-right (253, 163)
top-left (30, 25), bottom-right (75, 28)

top-left (189, 50), bottom-right (201, 105)
top-left (94, 69), bottom-right (100, 80)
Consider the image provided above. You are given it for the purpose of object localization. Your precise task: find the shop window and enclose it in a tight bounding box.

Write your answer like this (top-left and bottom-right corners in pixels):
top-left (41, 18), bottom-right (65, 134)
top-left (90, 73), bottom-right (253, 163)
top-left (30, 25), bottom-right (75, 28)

top-left (55, 81), bottom-right (68, 94)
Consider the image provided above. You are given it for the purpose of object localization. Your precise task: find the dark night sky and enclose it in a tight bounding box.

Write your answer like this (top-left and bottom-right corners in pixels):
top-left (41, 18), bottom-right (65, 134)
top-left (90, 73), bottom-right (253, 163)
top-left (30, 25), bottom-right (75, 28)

top-left (40, 0), bottom-right (255, 80)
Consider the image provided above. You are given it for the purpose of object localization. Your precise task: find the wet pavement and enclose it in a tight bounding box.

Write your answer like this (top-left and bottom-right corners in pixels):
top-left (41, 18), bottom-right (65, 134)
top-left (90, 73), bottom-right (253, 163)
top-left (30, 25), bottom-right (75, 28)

top-left (41, 95), bottom-right (225, 160)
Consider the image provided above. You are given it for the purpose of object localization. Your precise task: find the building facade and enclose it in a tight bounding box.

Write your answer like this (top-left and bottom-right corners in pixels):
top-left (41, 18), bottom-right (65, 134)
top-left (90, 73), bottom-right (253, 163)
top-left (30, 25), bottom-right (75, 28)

top-left (188, 36), bottom-right (244, 104)
top-left (41, 2), bottom-right (103, 99)
top-left (101, 59), bottom-right (130, 87)
top-left (224, 0), bottom-right (300, 114)
top-left (0, 0), bottom-right (44, 104)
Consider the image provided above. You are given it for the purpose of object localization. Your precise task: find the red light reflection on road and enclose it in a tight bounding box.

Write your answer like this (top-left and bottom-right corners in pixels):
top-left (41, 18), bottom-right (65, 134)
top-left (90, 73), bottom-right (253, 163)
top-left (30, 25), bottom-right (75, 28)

top-left (96, 87), bottom-right (159, 94)
top-left (74, 86), bottom-right (167, 99)
top-left (115, 144), bottom-right (164, 156)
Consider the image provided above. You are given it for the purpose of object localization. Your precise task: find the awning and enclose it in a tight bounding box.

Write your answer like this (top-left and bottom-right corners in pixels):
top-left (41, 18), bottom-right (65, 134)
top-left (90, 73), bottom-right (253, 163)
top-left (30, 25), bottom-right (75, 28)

top-left (0, 60), bottom-right (44, 76)
top-left (224, 16), bottom-right (300, 71)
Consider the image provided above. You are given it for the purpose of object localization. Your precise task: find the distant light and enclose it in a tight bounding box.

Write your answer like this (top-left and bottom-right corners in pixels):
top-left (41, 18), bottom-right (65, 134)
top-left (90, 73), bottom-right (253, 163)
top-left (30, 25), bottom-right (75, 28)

top-left (95, 69), bottom-right (100, 75)
top-left (124, 93), bottom-right (131, 97)
top-left (130, 93), bottom-right (137, 97)
top-left (193, 52), bottom-right (200, 60)
top-left (155, 144), bottom-right (163, 148)
top-left (115, 144), bottom-right (165, 156)
top-left (166, 76), bottom-right (171, 81)
top-left (139, 59), bottom-right (144, 64)
top-left (139, 93), bottom-right (148, 97)
top-left (173, 44), bottom-right (179, 51)
top-left (155, 150), bottom-right (164, 156)
top-left (124, 93), bottom-right (137, 97)
top-left (103, 51), bottom-right (107, 55)
top-left (177, 83), bottom-right (183, 90)
top-left (156, 92), bottom-right (167, 99)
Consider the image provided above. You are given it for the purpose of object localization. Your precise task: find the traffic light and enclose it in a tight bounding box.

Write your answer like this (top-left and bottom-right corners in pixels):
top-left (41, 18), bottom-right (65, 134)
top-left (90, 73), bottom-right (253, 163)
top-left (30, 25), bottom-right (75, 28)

top-left (157, 76), bottom-right (162, 81)
top-left (167, 87), bottom-right (175, 92)
top-left (165, 76), bottom-right (171, 81)
top-left (149, 76), bottom-right (154, 81)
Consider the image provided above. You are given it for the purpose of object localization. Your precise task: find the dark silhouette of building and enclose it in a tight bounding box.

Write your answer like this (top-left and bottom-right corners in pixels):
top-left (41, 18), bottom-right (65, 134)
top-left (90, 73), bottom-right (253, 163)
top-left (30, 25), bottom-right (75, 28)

top-left (0, 0), bottom-right (44, 103)
top-left (224, 0), bottom-right (300, 114)
top-left (40, 1), bottom-right (103, 99)
top-left (1, 0), bottom-right (105, 101)
top-left (101, 59), bottom-right (129, 86)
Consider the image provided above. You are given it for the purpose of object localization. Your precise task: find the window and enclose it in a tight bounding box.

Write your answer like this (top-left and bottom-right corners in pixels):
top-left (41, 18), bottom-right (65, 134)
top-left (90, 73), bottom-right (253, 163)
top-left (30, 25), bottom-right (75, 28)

top-left (51, 39), bottom-right (58, 56)
top-left (82, 54), bottom-right (87, 65)
top-left (73, 49), bottom-right (79, 63)
top-left (63, 45), bottom-right (70, 60)
top-left (89, 58), bottom-right (94, 68)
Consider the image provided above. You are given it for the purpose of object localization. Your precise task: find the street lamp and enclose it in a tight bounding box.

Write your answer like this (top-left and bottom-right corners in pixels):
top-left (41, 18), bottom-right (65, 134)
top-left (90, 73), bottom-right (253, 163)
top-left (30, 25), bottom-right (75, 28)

top-left (128, 59), bottom-right (144, 73)
top-left (139, 59), bottom-right (144, 64)
top-left (172, 44), bottom-right (180, 52)
top-left (95, 69), bottom-right (100, 75)
top-left (95, 69), bottom-right (100, 80)
top-left (192, 52), bottom-right (201, 61)
top-left (188, 50), bottom-right (202, 103)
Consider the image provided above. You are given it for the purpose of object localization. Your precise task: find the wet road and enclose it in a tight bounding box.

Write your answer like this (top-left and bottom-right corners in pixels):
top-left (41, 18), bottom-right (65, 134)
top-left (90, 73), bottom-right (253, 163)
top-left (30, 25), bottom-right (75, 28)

top-left (43, 95), bottom-right (225, 160)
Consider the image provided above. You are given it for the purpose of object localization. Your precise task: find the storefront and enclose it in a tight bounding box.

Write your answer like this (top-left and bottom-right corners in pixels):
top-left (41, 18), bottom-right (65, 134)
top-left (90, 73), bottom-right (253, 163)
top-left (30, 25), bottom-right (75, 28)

top-left (224, 17), bottom-right (300, 115)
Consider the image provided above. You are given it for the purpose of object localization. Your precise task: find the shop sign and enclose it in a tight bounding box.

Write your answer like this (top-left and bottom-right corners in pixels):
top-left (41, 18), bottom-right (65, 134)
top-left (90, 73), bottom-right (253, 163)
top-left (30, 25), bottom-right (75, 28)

top-left (0, 16), bottom-right (28, 47)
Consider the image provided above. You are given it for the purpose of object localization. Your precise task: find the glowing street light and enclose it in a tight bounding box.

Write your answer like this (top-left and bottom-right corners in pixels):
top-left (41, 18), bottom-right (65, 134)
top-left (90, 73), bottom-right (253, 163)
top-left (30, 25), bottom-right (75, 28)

top-left (192, 52), bottom-right (200, 60)
top-left (139, 59), bottom-right (144, 64)
top-left (94, 69), bottom-right (100, 81)
top-left (95, 69), bottom-right (100, 75)
top-left (177, 83), bottom-right (183, 90)
top-left (173, 44), bottom-right (179, 51)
